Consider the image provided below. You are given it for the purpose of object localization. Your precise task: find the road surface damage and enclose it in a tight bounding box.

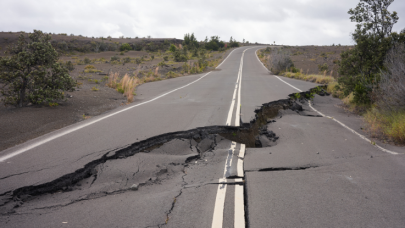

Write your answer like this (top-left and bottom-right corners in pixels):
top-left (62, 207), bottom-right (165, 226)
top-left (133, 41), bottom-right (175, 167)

top-left (0, 87), bottom-right (327, 226)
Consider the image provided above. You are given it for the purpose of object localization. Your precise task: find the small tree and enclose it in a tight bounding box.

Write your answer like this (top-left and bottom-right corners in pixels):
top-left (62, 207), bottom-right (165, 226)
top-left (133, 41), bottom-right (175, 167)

top-left (0, 30), bottom-right (75, 107)
top-left (338, 0), bottom-right (405, 103)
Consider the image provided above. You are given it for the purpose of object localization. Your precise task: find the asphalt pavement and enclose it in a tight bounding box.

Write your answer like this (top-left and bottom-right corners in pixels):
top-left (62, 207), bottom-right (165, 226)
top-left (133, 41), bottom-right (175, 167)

top-left (1, 46), bottom-right (404, 228)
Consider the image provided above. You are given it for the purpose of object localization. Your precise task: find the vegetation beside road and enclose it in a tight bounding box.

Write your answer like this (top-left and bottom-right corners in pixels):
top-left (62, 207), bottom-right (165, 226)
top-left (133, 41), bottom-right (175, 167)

top-left (1, 31), bottom-right (248, 106)
top-left (258, 0), bottom-right (405, 144)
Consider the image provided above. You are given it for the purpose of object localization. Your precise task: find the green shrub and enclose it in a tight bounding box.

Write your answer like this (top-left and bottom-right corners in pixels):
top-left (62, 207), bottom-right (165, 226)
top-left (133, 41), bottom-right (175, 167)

top-left (84, 57), bottom-right (91, 64)
top-left (111, 56), bottom-right (120, 61)
top-left (228, 36), bottom-right (239, 48)
top-left (205, 36), bottom-right (225, 51)
top-left (123, 57), bottom-right (131, 63)
top-left (169, 44), bottom-right (176, 52)
top-left (318, 63), bottom-right (328, 72)
top-left (120, 43), bottom-right (132, 51)
top-left (173, 49), bottom-right (188, 62)
top-left (158, 61), bottom-right (167, 67)
top-left (65, 61), bottom-right (75, 71)
top-left (290, 67), bottom-right (299, 73)
top-left (163, 56), bottom-right (169, 61)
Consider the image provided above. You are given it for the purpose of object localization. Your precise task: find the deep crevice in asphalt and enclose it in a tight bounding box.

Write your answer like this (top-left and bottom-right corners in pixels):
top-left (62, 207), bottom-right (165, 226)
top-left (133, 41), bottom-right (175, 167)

top-left (246, 166), bottom-right (319, 172)
top-left (0, 86), bottom-right (328, 218)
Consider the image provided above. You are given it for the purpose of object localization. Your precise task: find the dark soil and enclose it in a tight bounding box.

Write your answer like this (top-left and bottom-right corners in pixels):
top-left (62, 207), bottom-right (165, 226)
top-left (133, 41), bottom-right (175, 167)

top-left (0, 46), bottom-right (232, 152)
top-left (285, 45), bottom-right (353, 77)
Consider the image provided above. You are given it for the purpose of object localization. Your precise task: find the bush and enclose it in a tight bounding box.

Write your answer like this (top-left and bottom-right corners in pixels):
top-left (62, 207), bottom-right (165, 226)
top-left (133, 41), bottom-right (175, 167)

top-left (111, 56), bottom-right (120, 61)
top-left (65, 61), bottom-right (75, 72)
top-left (374, 42), bottom-right (405, 111)
top-left (163, 56), bottom-right (169, 61)
top-left (84, 57), bottom-right (91, 64)
top-left (123, 57), bottom-right (131, 63)
top-left (120, 43), bottom-right (132, 51)
top-left (169, 44), bottom-right (176, 52)
top-left (173, 49), bottom-right (187, 62)
top-left (228, 36), bottom-right (239, 48)
top-left (183, 33), bottom-right (199, 49)
top-left (158, 61), bottom-right (167, 67)
top-left (205, 36), bottom-right (225, 51)
top-left (0, 30), bottom-right (75, 107)
top-left (269, 49), bottom-right (294, 75)
top-left (318, 63), bottom-right (328, 72)
top-left (290, 67), bottom-right (299, 73)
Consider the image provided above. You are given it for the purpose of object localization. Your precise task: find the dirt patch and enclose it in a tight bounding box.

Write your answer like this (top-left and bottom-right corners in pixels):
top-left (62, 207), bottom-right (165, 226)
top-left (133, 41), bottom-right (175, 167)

top-left (277, 45), bottom-right (352, 77)
top-left (0, 85), bottom-right (127, 151)
top-left (0, 47), bottom-right (234, 152)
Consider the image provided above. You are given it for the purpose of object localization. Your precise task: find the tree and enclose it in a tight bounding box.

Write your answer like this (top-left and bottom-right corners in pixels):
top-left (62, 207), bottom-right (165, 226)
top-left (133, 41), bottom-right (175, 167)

top-left (205, 36), bottom-right (225, 51)
top-left (228, 36), bottom-right (239, 48)
top-left (183, 33), bottom-right (199, 49)
top-left (0, 30), bottom-right (75, 107)
top-left (338, 0), bottom-right (405, 104)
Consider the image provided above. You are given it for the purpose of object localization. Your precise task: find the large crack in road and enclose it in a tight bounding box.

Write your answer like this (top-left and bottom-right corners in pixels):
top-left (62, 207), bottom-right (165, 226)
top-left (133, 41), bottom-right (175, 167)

top-left (0, 86), bottom-right (328, 227)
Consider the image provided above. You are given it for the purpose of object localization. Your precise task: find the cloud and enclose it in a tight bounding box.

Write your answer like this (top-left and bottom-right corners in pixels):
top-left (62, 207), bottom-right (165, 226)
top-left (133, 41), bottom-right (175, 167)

top-left (1, 0), bottom-right (404, 45)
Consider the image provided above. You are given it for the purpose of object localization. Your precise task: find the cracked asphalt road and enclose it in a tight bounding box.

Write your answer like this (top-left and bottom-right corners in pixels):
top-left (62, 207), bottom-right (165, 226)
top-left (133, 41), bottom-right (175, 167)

top-left (1, 46), bottom-right (405, 227)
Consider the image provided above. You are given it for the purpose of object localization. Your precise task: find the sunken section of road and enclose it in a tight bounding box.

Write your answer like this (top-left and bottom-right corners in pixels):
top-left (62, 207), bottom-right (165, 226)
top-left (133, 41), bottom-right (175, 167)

top-left (0, 87), bottom-right (325, 227)
top-left (244, 94), bottom-right (405, 228)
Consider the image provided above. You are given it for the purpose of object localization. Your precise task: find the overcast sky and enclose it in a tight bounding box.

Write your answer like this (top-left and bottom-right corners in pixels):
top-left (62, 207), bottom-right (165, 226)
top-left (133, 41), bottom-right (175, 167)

top-left (1, 0), bottom-right (404, 45)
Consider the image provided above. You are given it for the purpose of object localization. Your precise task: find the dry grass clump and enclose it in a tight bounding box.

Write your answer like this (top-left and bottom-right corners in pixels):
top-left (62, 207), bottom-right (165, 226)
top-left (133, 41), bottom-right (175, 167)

top-left (283, 72), bottom-right (334, 84)
top-left (166, 71), bottom-right (179, 78)
top-left (84, 65), bottom-right (102, 73)
top-left (106, 72), bottom-right (138, 102)
top-left (107, 72), bottom-right (119, 88)
top-left (326, 81), bottom-right (343, 98)
top-left (364, 108), bottom-right (405, 144)
top-left (154, 67), bottom-right (159, 77)
top-left (120, 74), bottom-right (138, 102)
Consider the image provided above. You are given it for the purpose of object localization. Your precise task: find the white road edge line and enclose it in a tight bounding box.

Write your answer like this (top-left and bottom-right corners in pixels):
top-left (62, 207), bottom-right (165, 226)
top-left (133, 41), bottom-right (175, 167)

top-left (0, 47), bottom-right (246, 163)
top-left (254, 48), bottom-right (399, 155)
top-left (1, 72), bottom-right (215, 162)
top-left (234, 178), bottom-right (245, 228)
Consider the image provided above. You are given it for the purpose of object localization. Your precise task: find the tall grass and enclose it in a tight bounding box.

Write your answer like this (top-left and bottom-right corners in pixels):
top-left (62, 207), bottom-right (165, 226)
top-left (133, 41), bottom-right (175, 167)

top-left (106, 72), bottom-right (138, 103)
top-left (364, 108), bottom-right (405, 144)
top-left (283, 72), bottom-right (335, 84)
